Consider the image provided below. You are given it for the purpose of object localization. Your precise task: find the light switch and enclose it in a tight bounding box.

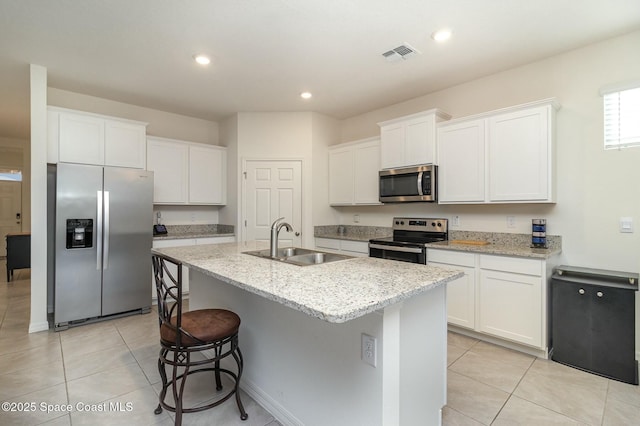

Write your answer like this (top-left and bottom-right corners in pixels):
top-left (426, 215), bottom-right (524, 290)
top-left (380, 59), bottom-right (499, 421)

top-left (619, 217), bottom-right (633, 233)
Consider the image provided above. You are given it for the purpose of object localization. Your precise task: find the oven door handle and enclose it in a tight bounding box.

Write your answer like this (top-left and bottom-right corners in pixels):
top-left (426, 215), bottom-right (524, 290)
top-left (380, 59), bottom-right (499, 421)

top-left (369, 244), bottom-right (424, 254)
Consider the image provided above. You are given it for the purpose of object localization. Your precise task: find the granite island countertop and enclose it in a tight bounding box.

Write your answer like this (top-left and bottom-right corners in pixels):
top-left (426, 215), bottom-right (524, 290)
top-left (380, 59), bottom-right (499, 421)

top-left (152, 241), bottom-right (463, 323)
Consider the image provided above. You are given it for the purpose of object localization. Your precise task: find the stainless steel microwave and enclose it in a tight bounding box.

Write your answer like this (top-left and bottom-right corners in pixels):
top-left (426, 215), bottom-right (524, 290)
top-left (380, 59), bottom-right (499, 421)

top-left (379, 165), bottom-right (437, 203)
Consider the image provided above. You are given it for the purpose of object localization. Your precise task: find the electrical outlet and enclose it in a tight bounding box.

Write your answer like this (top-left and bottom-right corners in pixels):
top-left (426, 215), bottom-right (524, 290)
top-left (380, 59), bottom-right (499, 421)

top-left (620, 217), bottom-right (633, 233)
top-left (452, 215), bottom-right (460, 227)
top-left (361, 333), bottom-right (377, 367)
top-left (507, 216), bottom-right (516, 228)
top-left (353, 214), bottom-right (360, 224)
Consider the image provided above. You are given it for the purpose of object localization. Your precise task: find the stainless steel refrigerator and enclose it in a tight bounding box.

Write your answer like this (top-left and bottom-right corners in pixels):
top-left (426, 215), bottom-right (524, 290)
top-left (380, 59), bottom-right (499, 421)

top-left (53, 163), bottom-right (153, 330)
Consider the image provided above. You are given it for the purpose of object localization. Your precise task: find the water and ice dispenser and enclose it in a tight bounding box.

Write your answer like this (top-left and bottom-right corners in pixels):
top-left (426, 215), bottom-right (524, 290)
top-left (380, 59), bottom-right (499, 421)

top-left (65, 219), bottom-right (93, 249)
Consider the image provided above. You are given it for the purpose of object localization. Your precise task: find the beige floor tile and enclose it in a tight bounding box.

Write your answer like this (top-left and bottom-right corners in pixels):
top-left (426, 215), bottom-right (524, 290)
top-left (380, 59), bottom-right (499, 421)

top-left (448, 331), bottom-right (479, 350)
top-left (113, 311), bottom-right (159, 344)
top-left (60, 325), bottom-right (126, 360)
top-left (513, 359), bottom-right (607, 425)
top-left (67, 363), bottom-right (150, 406)
top-left (602, 396), bottom-right (640, 426)
top-left (126, 333), bottom-right (162, 362)
top-left (447, 343), bottom-right (467, 366)
top-left (0, 338), bottom-right (63, 374)
top-left (0, 359), bottom-right (66, 400)
top-left (447, 370), bottom-right (509, 425)
top-left (0, 330), bottom-right (60, 356)
top-left (137, 352), bottom-right (163, 385)
top-left (63, 343), bottom-right (138, 381)
top-left (40, 414), bottom-right (72, 425)
top-left (493, 395), bottom-right (582, 425)
top-left (70, 384), bottom-right (171, 426)
top-left (442, 406), bottom-right (484, 425)
top-left (449, 342), bottom-right (534, 393)
top-left (607, 378), bottom-right (640, 407)
top-left (0, 383), bottom-right (68, 425)
top-left (152, 368), bottom-right (232, 410)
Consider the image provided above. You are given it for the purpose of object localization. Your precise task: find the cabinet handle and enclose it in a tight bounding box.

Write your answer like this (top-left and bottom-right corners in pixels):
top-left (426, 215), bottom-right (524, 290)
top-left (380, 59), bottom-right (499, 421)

top-left (578, 288), bottom-right (585, 295)
top-left (597, 291), bottom-right (603, 297)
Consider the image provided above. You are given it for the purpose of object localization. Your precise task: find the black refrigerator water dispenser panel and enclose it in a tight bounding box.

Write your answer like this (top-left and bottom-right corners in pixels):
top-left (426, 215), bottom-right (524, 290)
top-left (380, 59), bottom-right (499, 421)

top-left (66, 219), bottom-right (93, 249)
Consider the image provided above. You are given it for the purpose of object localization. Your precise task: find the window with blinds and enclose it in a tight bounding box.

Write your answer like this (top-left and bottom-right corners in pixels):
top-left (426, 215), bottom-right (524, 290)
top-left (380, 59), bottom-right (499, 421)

top-left (603, 86), bottom-right (640, 150)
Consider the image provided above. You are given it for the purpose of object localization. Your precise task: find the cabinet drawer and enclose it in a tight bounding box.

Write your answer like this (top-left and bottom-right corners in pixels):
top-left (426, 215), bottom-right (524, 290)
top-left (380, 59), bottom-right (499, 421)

top-left (315, 237), bottom-right (341, 250)
top-left (427, 249), bottom-right (475, 267)
top-left (480, 255), bottom-right (541, 276)
top-left (340, 240), bottom-right (368, 254)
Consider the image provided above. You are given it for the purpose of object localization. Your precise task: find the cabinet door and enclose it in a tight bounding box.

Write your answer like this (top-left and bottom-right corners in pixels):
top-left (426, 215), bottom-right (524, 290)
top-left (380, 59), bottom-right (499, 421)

top-left (146, 138), bottom-right (189, 204)
top-left (437, 120), bottom-right (486, 203)
top-left (488, 106), bottom-right (550, 201)
top-left (380, 124), bottom-right (405, 169)
top-left (59, 112), bottom-right (105, 165)
top-left (328, 147), bottom-right (354, 205)
top-left (104, 120), bottom-right (146, 169)
top-left (590, 285), bottom-right (636, 382)
top-left (431, 262), bottom-right (476, 329)
top-left (189, 145), bottom-right (226, 204)
top-left (550, 279), bottom-right (592, 369)
top-left (478, 269), bottom-right (542, 348)
top-left (353, 140), bottom-right (381, 204)
top-left (405, 116), bottom-right (435, 165)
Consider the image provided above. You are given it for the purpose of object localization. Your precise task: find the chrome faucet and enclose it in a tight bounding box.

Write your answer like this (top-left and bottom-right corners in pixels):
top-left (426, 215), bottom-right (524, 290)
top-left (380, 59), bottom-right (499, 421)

top-left (270, 217), bottom-right (293, 257)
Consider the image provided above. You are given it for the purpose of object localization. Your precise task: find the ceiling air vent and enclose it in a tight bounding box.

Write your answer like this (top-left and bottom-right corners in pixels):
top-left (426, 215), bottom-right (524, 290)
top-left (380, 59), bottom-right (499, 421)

top-left (382, 43), bottom-right (420, 62)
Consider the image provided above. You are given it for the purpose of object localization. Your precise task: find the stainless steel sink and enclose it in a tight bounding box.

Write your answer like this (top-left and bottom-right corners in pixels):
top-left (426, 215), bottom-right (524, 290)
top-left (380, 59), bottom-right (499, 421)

top-left (243, 247), bottom-right (353, 266)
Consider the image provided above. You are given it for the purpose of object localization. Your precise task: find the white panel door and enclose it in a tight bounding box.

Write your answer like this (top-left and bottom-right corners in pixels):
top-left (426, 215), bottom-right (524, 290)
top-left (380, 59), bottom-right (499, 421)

top-left (0, 181), bottom-right (22, 256)
top-left (244, 160), bottom-right (302, 246)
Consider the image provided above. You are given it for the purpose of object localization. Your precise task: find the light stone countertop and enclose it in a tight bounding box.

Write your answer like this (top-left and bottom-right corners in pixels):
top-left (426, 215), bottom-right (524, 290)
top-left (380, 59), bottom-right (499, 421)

top-left (151, 241), bottom-right (463, 323)
top-left (153, 224), bottom-right (235, 241)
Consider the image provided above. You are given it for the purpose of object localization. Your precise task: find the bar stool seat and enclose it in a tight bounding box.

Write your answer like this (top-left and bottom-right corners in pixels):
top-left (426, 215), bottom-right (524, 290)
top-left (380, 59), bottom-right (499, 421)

top-left (152, 253), bottom-right (248, 425)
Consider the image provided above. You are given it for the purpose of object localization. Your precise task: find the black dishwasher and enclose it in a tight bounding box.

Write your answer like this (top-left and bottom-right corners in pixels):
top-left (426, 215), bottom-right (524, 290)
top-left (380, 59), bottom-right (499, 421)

top-left (550, 265), bottom-right (638, 385)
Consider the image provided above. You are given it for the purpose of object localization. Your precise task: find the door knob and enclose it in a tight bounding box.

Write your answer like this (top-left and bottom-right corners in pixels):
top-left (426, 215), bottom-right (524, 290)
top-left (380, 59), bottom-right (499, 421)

top-left (295, 232), bottom-right (300, 237)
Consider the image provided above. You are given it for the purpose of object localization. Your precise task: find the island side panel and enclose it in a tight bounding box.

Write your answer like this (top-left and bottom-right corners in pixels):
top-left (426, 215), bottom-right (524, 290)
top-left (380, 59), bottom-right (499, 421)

top-left (399, 284), bottom-right (447, 425)
top-left (190, 269), bottom-right (385, 426)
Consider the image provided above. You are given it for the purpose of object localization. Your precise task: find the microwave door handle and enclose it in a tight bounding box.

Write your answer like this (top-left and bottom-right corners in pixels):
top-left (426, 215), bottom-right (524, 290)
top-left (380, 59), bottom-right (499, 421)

top-left (417, 171), bottom-right (424, 196)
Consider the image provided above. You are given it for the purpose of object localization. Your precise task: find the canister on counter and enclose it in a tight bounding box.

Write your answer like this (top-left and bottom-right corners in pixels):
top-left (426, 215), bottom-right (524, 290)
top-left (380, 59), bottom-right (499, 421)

top-left (532, 219), bottom-right (547, 248)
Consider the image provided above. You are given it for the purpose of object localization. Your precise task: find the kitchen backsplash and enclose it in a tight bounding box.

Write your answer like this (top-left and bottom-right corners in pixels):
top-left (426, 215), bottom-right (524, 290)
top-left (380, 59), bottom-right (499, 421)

top-left (314, 225), bottom-right (392, 240)
top-left (164, 224), bottom-right (234, 236)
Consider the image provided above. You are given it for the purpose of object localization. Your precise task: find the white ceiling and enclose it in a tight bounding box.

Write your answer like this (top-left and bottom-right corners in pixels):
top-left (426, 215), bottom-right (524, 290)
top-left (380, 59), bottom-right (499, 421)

top-left (1, 0), bottom-right (639, 140)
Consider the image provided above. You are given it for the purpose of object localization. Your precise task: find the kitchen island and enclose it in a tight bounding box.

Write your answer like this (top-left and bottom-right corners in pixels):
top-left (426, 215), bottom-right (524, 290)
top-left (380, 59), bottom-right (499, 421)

top-left (152, 241), bottom-right (463, 426)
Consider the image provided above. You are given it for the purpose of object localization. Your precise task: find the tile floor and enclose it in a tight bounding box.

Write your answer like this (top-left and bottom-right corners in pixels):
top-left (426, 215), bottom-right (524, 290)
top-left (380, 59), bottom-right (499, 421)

top-left (1, 259), bottom-right (639, 425)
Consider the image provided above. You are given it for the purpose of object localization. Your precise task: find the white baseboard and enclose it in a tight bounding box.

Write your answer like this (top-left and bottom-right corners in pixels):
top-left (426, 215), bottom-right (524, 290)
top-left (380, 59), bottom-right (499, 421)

top-left (240, 378), bottom-right (304, 426)
top-left (28, 321), bottom-right (49, 333)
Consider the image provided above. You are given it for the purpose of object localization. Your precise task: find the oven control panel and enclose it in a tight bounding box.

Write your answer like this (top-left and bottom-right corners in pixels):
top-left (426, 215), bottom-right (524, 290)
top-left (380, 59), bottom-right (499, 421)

top-left (392, 217), bottom-right (448, 232)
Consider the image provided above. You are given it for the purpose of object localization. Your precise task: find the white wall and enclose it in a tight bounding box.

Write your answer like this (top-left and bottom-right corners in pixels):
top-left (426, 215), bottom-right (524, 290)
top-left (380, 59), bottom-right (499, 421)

top-left (226, 112), bottom-right (338, 247)
top-left (0, 137), bottom-right (29, 231)
top-left (48, 88), bottom-right (226, 226)
top-left (48, 88), bottom-right (219, 144)
top-left (338, 30), bottom-right (640, 353)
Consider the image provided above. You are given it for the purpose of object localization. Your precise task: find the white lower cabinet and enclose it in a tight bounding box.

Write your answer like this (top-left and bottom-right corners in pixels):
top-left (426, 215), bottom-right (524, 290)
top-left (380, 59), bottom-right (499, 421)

top-left (428, 249), bottom-right (552, 352)
top-left (427, 250), bottom-right (476, 329)
top-left (315, 237), bottom-right (369, 257)
top-left (152, 236), bottom-right (236, 298)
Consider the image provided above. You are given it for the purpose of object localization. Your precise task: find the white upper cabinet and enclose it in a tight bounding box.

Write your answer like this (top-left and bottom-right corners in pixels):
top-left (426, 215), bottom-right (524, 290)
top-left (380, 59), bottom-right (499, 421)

top-left (378, 109), bottom-right (451, 169)
top-left (146, 137), bottom-right (189, 204)
top-left (328, 137), bottom-right (381, 206)
top-left (146, 136), bottom-right (226, 205)
top-left (188, 144), bottom-right (226, 204)
top-left (50, 107), bottom-right (147, 169)
top-left (437, 99), bottom-right (558, 204)
top-left (437, 119), bottom-right (486, 203)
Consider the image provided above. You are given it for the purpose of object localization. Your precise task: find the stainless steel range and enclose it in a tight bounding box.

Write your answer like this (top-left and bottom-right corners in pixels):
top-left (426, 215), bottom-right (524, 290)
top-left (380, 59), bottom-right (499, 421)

top-left (369, 217), bottom-right (448, 264)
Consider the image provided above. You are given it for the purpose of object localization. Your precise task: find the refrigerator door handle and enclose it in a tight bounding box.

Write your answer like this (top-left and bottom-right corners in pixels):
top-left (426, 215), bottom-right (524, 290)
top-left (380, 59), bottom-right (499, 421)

top-left (96, 190), bottom-right (103, 270)
top-left (104, 191), bottom-right (110, 270)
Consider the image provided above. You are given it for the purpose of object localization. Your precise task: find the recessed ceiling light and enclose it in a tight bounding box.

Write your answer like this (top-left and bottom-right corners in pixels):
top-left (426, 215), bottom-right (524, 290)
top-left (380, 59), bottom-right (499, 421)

top-left (300, 92), bottom-right (312, 99)
top-left (193, 54), bottom-right (211, 65)
top-left (431, 29), bottom-right (452, 42)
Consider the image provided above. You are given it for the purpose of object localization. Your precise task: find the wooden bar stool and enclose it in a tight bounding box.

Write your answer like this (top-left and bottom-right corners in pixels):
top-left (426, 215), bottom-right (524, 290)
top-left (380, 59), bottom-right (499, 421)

top-left (152, 253), bottom-right (248, 425)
